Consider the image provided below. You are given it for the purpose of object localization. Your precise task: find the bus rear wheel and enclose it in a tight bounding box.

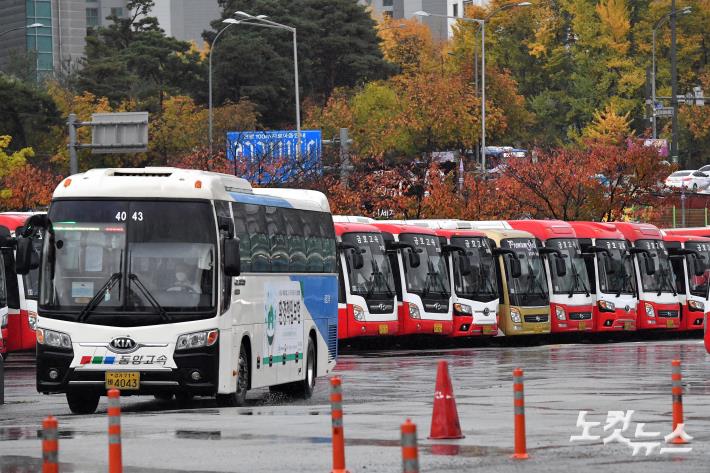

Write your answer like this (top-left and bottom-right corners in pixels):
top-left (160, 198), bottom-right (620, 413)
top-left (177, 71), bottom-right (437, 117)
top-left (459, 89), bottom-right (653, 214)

top-left (66, 391), bottom-right (100, 415)
top-left (216, 345), bottom-right (249, 407)
top-left (293, 338), bottom-right (316, 399)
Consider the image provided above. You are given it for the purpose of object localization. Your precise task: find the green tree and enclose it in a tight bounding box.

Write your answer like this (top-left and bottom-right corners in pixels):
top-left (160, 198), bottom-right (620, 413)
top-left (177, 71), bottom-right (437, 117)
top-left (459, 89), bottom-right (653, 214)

top-left (209, 0), bottom-right (392, 127)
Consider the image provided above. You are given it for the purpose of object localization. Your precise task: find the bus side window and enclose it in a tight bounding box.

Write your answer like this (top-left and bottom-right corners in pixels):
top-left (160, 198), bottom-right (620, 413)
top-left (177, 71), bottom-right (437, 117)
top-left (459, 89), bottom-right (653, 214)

top-left (319, 213), bottom-right (336, 273)
top-left (266, 206), bottom-right (289, 272)
top-left (302, 211), bottom-right (324, 272)
top-left (246, 204), bottom-right (270, 272)
top-left (285, 208), bottom-right (306, 272)
top-left (231, 203), bottom-right (252, 272)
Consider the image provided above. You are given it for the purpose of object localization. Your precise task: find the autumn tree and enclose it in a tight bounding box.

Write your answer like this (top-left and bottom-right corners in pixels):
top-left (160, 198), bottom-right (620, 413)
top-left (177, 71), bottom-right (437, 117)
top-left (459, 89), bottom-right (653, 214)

top-left (378, 18), bottom-right (439, 75)
top-left (1, 165), bottom-right (61, 210)
top-left (581, 104), bottom-right (633, 145)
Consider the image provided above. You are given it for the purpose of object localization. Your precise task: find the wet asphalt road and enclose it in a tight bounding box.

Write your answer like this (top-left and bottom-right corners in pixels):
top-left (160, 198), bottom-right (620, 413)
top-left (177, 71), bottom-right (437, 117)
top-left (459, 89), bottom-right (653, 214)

top-left (1, 335), bottom-right (709, 473)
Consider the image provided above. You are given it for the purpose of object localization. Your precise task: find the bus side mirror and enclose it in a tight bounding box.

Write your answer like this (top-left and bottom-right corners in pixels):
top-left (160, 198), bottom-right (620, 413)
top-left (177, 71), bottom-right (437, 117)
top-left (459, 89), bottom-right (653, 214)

top-left (509, 255), bottom-right (522, 279)
top-left (351, 250), bottom-right (364, 270)
top-left (224, 238), bottom-right (241, 277)
top-left (459, 253), bottom-right (472, 276)
top-left (643, 253), bottom-right (655, 275)
top-left (408, 249), bottom-right (421, 268)
top-left (15, 237), bottom-right (33, 275)
top-left (555, 255), bottom-right (567, 277)
top-left (603, 254), bottom-right (617, 275)
top-left (693, 255), bottom-right (706, 277)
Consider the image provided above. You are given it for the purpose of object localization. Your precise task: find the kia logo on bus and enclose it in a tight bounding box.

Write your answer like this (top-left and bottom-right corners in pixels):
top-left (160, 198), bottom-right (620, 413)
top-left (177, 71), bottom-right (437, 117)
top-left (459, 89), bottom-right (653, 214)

top-left (483, 308), bottom-right (490, 316)
top-left (109, 337), bottom-right (138, 353)
top-left (378, 304), bottom-right (386, 311)
top-left (434, 303), bottom-right (442, 311)
top-left (625, 305), bottom-right (630, 312)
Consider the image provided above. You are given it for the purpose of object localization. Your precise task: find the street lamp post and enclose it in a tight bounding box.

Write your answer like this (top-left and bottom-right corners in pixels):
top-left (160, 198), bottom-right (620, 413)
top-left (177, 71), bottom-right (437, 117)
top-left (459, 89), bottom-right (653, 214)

top-left (0, 22), bottom-right (43, 38)
top-left (415, 2), bottom-right (530, 177)
top-left (651, 6), bottom-right (691, 140)
top-left (235, 11), bottom-right (302, 159)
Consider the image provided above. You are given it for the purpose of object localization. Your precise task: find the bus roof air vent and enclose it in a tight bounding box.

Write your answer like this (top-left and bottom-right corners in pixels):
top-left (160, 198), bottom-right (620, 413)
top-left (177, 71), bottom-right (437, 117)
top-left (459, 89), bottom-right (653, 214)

top-left (112, 171), bottom-right (173, 177)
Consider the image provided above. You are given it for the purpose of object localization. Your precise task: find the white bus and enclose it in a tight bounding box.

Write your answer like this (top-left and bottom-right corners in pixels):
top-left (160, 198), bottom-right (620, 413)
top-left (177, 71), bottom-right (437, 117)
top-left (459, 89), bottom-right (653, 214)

top-left (15, 168), bottom-right (339, 414)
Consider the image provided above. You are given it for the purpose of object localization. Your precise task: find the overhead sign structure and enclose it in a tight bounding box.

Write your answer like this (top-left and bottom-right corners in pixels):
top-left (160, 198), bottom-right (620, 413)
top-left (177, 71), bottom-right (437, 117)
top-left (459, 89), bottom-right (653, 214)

top-left (90, 112), bottom-right (149, 154)
top-left (226, 130), bottom-right (322, 184)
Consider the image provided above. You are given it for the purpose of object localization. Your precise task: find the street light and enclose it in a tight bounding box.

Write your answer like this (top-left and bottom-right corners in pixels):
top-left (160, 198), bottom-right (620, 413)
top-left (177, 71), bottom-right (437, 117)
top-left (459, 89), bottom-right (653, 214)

top-left (651, 6), bottom-right (692, 140)
top-left (235, 11), bottom-right (303, 159)
top-left (208, 17), bottom-right (268, 157)
top-left (0, 22), bottom-right (43, 39)
top-left (415, 2), bottom-right (530, 177)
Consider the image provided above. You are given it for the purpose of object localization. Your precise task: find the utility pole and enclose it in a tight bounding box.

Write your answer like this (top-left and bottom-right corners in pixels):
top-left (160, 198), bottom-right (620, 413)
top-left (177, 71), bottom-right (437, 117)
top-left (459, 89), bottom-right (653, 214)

top-left (339, 128), bottom-right (351, 189)
top-left (670, 0), bottom-right (679, 164)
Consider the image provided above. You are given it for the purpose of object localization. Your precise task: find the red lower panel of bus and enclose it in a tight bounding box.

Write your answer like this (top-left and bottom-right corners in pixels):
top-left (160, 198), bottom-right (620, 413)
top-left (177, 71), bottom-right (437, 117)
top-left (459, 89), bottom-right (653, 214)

top-left (337, 305), bottom-right (399, 339)
top-left (398, 303), bottom-right (452, 336)
top-left (550, 304), bottom-right (595, 333)
top-left (637, 301), bottom-right (680, 330)
top-left (593, 307), bottom-right (637, 332)
top-left (5, 310), bottom-right (35, 352)
top-left (675, 304), bottom-right (705, 331)
top-left (450, 315), bottom-right (497, 337)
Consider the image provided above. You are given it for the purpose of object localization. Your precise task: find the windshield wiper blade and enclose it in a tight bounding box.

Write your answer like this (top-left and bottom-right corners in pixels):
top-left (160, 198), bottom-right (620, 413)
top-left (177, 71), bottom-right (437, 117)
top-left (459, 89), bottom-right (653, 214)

top-left (77, 273), bottom-right (122, 322)
top-left (129, 273), bottom-right (171, 322)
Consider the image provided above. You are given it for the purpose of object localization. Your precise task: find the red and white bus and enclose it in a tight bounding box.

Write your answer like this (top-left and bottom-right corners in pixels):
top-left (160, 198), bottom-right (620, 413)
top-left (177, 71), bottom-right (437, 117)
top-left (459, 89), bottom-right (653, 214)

top-left (334, 221), bottom-right (398, 339)
top-left (613, 222), bottom-right (680, 330)
top-left (569, 222), bottom-right (638, 332)
top-left (370, 223), bottom-right (453, 336)
top-left (662, 233), bottom-right (708, 331)
top-left (0, 213), bottom-right (42, 353)
top-left (508, 220), bottom-right (594, 333)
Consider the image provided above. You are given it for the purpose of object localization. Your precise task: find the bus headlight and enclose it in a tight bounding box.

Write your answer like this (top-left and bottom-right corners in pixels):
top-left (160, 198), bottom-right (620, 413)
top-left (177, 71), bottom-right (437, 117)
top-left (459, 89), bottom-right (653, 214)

top-left (510, 308), bottom-right (522, 323)
top-left (409, 304), bottom-right (421, 319)
top-left (37, 328), bottom-right (72, 350)
top-left (688, 300), bottom-right (705, 312)
top-left (597, 300), bottom-right (615, 312)
top-left (176, 329), bottom-right (219, 351)
top-left (555, 306), bottom-right (566, 321)
top-left (453, 303), bottom-right (472, 315)
top-left (353, 305), bottom-right (365, 321)
top-left (645, 303), bottom-right (655, 318)
top-left (28, 311), bottom-right (38, 330)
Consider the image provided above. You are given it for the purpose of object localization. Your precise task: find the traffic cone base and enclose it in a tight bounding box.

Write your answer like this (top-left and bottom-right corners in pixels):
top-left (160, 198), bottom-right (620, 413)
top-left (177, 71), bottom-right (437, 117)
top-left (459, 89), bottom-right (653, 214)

top-left (429, 360), bottom-right (464, 440)
top-left (512, 452), bottom-right (529, 460)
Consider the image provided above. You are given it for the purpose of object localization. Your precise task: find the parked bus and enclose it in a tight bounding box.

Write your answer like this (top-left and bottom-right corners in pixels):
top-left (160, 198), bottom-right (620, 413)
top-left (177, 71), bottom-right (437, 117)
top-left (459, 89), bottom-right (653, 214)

top-left (662, 233), bottom-right (708, 331)
top-left (569, 222), bottom-right (638, 332)
top-left (509, 220), bottom-right (594, 333)
top-left (334, 221), bottom-right (398, 339)
top-left (403, 220), bottom-right (499, 337)
top-left (0, 213), bottom-right (42, 353)
top-left (15, 168), bottom-right (338, 414)
top-left (369, 223), bottom-right (453, 336)
top-left (613, 223), bottom-right (680, 329)
top-left (470, 226), bottom-right (550, 336)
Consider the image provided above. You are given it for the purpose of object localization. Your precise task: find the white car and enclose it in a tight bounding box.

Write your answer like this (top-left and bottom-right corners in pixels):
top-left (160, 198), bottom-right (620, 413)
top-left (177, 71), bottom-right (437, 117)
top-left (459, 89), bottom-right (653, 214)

top-left (665, 170), bottom-right (710, 192)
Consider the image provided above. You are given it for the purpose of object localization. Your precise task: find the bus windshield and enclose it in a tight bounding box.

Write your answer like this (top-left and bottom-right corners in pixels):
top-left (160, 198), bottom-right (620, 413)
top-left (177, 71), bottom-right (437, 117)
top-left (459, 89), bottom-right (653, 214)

top-left (400, 233), bottom-right (450, 299)
top-left (342, 232), bottom-right (395, 299)
top-left (450, 236), bottom-right (498, 302)
top-left (597, 239), bottom-right (636, 295)
top-left (40, 200), bottom-right (217, 325)
top-left (547, 238), bottom-right (590, 295)
top-left (502, 238), bottom-right (549, 307)
top-left (636, 239), bottom-right (676, 294)
top-left (685, 241), bottom-right (710, 298)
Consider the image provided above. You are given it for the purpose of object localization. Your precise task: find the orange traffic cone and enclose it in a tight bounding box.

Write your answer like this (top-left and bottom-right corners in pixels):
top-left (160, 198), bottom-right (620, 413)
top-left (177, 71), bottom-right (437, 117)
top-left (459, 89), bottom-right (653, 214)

top-left (429, 360), bottom-right (464, 439)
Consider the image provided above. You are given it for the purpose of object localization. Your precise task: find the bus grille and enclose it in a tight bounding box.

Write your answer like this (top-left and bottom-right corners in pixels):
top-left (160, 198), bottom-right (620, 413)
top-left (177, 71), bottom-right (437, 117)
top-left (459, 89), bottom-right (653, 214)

top-left (658, 310), bottom-right (679, 318)
top-left (569, 312), bottom-right (592, 320)
top-left (524, 314), bottom-right (549, 323)
top-left (327, 324), bottom-right (337, 362)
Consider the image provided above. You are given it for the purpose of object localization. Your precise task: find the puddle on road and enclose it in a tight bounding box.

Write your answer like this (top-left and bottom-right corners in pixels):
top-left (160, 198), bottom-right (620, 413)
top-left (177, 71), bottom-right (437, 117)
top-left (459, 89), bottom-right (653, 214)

top-left (175, 430), bottom-right (221, 440)
top-left (0, 427), bottom-right (77, 441)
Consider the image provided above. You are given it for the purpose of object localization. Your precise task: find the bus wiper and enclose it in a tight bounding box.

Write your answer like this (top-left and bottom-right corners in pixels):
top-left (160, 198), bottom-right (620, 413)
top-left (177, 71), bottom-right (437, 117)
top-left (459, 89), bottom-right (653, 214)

top-left (657, 264), bottom-right (677, 297)
top-left (129, 273), bottom-right (171, 322)
top-left (569, 262), bottom-right (590, 298)
top-left (77, 273), bottom-right (122, 322)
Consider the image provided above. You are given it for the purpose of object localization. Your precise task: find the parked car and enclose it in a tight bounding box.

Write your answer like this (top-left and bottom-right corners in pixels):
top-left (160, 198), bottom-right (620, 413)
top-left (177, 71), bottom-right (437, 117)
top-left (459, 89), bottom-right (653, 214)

top-left (698, 165), bottom-right (710, 173)
top-left (664, 170), bottom-right (710, 192)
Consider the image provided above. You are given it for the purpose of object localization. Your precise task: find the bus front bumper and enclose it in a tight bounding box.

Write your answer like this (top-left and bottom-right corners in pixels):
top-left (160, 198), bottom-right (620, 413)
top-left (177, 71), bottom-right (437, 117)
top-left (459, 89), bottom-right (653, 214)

top-left (345, 318), bottom-right (399, 338)
top-left (594, 307), bottom-right (637, 332)
top-left (36, 343), bottom-right (219, 396)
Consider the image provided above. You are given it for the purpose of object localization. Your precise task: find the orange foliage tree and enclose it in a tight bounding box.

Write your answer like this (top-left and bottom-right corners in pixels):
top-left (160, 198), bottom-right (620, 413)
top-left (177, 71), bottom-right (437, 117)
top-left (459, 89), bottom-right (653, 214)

top-left (2, 165), bottom-right (61, 210)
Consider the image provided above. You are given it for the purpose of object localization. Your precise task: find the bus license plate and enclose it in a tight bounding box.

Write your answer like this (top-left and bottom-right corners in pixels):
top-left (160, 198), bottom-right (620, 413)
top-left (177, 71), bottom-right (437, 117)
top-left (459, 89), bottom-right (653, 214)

top-left (483, 326), bottom-right (493, 334)
top-left (578, 322), bottom-right (586, 330)
top-left (378, 324), bottom-right (389, 335)
top-left (666, 319), bottom-right (675, 328)
top-left (433, 323), bottom-right (443, 333)
top-left (106, 372), bottom-right (140, 390)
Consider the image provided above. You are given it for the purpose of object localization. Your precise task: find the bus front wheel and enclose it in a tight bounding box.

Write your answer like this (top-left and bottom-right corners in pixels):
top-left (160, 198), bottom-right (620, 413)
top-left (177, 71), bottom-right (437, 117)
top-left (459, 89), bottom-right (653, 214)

top-left (66, 391), bottom-right (100, 415)
top-left (294, 338), bottom-right (316, 399)
top-left (216, 345), bottom-right (249, 407)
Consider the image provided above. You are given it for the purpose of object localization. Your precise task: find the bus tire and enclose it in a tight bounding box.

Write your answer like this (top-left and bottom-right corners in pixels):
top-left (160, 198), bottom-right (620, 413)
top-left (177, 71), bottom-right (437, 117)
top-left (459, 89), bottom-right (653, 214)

top-left (66, 391), bottom-right (100, 415)
top-left (154, 393), bottom-right (174, 401)
top-left (216, 344), bottom-right (249, 407)
top-left (293, 337), bottom-right (316, 399)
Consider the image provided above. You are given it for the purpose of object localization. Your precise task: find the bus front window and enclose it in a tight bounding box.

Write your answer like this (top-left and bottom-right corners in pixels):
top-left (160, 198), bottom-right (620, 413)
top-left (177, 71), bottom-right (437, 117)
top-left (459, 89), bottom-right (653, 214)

top-left (450, 236), bottom-right (498, 303)
top-left (342, 232), bottom-right (395, 299)
top-left (40, 200), bottom-right (217, 325)
top-left (597, 240), bottom-right (636, 296)
top-left (399, 234), bottom-right (450, 299)
top-left (548, 238), bottom-right (590, 296)
top-left (637, 240), bottom-right (676, 294)
top-left (503, 238), bottom-right (549, 307)
top-left (685, 242), bottom-right (710, 298)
